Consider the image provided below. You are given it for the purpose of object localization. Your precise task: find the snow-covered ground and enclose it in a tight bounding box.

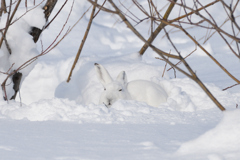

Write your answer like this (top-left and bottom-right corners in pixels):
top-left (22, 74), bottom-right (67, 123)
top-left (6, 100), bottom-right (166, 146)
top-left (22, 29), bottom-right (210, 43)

top-left (1, 0), bottom-right (240, 159)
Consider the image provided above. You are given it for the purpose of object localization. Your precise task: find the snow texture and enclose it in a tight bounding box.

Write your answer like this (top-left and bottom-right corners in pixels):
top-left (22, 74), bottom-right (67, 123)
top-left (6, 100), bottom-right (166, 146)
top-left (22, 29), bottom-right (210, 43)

top-left (0, 1), bottom-right (240, 160)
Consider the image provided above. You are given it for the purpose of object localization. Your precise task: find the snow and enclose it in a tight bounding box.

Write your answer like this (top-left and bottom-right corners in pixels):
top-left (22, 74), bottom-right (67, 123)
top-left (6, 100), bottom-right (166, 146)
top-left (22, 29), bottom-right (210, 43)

top-left (0, 0), bottom-right (240, 159)
top-left (176, 110), bottom-right (240, 159)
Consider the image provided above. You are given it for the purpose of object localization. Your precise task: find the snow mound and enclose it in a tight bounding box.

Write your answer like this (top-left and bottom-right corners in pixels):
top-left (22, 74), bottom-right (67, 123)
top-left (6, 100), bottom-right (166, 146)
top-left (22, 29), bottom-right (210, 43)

top-left (0, 97), bottom-right (222, 124)
top-left (0, 6), bottom-right (45, 100)
top-left (52, 54), bottom-right (238, 112)
top-left (176, 109), bottom-right (240, 159)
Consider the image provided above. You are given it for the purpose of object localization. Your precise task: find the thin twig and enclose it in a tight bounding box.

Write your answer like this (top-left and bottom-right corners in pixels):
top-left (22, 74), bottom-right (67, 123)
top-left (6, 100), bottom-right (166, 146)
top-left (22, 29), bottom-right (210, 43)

top-left (45, 0), bottom-right (69, 29)
top-left (222, 83), bottom-right (239, 91)
top-left (167, 44), bottom-right (197, 71)
top-left (93, 0), bottom-right (106, 18)
top-left (88, 0), bottom-right (117, 14)
top-left (174, 0), bottom-right (240, 42)
top-left (162, 57), bottom-right (169, 77)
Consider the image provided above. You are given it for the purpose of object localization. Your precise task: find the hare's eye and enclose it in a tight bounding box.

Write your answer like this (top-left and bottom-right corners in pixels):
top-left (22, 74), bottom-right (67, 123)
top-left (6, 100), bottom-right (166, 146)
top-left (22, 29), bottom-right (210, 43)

top-left (119, 89), bottom-right (122, 92)
top-left (104, 88), bottom-right (106, 91)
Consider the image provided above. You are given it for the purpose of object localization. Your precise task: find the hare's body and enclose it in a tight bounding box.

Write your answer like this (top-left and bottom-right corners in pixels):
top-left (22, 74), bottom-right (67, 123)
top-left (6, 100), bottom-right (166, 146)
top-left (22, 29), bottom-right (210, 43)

top-left (94, 63), bottom-right (168, 107)
top-left (127, 80), bottom-right (167, 107)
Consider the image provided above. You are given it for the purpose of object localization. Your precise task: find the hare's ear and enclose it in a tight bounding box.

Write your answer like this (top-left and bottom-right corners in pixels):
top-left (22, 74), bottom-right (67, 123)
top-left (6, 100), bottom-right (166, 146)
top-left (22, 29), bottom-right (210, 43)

top-left (94, 63), bottom-right (113, 86)
top-left (116, 71), bottom-right (127, 86)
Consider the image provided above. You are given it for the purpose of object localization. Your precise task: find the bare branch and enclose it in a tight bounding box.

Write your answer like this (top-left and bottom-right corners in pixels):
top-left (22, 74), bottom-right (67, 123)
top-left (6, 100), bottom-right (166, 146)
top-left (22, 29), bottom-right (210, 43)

top-left (0, 0), bottom-right (7, 16)
top-left (139, 0), bottom-right (177, 55)
top-left (163, 26), bottom-right (226, 111)
top-left (161, 19), bottom-right (240, 85)
top-left (138, 0), bottom-right (220, 55)
top-left (88, 0), bottom-right (117, 14)
top-left (108, 0), bottom-right (180, 60)
top-left (67, 0), bottom-right (97, 82)
top-left (0, 0), bottom-right (21, 48)
top-left (173, 0), bottom-right (240, 42)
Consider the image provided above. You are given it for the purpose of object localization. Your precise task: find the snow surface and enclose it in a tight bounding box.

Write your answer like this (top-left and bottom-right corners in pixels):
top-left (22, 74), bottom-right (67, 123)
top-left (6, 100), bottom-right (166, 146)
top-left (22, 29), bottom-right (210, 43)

top-left (0, 0), bottom-right (240, 159)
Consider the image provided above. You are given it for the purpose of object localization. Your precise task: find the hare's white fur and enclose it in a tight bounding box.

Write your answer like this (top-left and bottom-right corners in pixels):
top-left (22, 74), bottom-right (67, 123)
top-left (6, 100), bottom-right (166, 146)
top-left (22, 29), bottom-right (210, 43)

top-left (95, 63), bottom-right (168, 107)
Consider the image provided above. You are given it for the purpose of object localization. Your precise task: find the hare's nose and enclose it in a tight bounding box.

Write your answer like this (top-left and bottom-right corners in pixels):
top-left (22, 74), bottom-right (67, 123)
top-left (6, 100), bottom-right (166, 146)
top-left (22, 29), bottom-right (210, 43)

top-left (103, 101), bottom-right (111, 108)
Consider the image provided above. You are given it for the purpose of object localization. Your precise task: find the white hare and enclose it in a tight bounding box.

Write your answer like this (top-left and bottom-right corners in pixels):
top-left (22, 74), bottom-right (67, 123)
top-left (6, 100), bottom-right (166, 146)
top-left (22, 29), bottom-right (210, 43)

top-left (94, 63), bottom-right (168, 108)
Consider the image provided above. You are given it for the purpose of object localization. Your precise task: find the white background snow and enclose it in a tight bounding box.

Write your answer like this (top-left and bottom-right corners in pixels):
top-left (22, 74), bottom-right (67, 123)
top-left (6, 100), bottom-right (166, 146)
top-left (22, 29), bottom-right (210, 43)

top-left (0, 0), bottom-right (240, 159)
